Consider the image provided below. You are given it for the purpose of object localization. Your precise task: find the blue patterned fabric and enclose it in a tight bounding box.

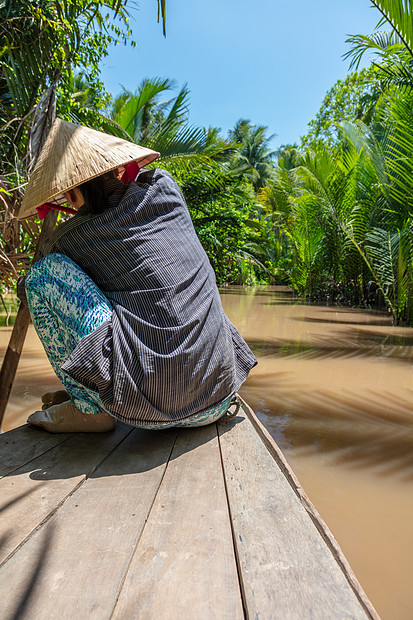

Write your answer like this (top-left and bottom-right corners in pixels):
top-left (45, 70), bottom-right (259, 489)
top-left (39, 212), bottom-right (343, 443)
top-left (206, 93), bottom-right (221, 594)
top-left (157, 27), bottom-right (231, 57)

top-left (25, 253), bottom-right (112, 416)
top-left (25, 253), bottom-right (233, 428)
top-left (133, 395), bottom-right (232, 430)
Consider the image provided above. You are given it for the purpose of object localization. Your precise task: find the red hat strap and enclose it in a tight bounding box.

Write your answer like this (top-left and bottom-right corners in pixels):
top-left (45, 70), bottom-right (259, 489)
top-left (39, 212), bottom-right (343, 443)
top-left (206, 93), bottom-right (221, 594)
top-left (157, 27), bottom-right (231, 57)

top-left (121, 161), bottom-right (141, 184)
top-left (37, 203), bottom-right (77, 221)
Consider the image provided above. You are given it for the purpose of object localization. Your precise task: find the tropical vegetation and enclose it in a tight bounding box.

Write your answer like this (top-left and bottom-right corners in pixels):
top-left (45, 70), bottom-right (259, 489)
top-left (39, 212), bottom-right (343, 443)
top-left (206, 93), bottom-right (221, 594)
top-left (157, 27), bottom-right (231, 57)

top-left (257, 0), bottom-right (413, 325)
top-left (0, 0), bottom-right (164, 287)
top-left (3, 0), bottom-right (413, 326)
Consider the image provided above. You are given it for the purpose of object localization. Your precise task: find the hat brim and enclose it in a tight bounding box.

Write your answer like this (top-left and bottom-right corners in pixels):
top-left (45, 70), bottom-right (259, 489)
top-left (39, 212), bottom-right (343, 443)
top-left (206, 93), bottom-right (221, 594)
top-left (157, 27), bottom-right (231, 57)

top-left (19, 119), bottom-right (160, 219)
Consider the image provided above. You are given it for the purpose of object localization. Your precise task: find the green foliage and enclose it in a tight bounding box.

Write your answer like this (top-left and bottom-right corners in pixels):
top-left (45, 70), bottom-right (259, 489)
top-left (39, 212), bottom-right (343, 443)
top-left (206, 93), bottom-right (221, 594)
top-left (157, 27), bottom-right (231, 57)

top-left (370, 0), bottom-right (413, 56)
top-left (301, 67), bottom-right (383, 147)
top-left (0, 1), bottom-right (135, 167)
top-left (228, 119), bottom-right (276, 190)
top-left (344, 29), bottom-right (413, 93)
top-left (0, 0), bottom-right (165, 285)
top-left (259, 1), bottom-right (413, 323)
top-left (261, 88), bottom-right (413, 322)
top-left (172, 159), bottom-right (269, 284)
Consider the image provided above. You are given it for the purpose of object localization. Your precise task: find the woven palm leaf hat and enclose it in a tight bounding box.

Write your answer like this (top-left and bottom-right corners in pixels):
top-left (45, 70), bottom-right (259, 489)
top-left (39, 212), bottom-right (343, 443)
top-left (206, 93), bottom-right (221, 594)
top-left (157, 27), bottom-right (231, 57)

top-left (18, 118), bottom-right (160, 219)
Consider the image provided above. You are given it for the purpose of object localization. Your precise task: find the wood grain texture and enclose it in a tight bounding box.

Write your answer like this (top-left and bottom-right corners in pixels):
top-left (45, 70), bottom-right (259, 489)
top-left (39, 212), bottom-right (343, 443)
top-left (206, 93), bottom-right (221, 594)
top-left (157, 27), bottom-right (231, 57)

top-left (218, 408), bottom-right (374, 620)
top-left (0, 423), bottom-right (131, 564)
top-left (0, 403), bottom-right (380, 620)
top-left (241, 399), bottom-right (380, 620)
top-left (112, 424), bottom-right (244, 620)
top-left (0, 424), bottom-right (72, 479)
top-left (0, 427), bottom-right (177, 620)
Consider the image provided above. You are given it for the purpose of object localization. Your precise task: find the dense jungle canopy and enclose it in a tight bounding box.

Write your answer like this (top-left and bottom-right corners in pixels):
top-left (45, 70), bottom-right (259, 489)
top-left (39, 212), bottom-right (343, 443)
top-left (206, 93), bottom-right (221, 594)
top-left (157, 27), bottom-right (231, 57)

top-left (2, 0), bottom-right (413, 325)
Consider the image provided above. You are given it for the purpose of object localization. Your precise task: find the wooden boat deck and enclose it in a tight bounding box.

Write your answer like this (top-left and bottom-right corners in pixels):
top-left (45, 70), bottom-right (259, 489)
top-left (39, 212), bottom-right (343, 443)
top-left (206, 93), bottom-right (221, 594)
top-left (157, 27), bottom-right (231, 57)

top-left (0, 400), bottom-right (379, 619)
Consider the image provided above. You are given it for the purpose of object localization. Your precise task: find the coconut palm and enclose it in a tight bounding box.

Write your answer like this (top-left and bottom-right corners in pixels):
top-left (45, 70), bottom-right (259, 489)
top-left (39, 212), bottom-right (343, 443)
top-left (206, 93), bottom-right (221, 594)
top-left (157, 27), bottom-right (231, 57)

top-left (106, 77), bottom-right (236, 177)
top-left (228, 119), bottom-right (276, 190)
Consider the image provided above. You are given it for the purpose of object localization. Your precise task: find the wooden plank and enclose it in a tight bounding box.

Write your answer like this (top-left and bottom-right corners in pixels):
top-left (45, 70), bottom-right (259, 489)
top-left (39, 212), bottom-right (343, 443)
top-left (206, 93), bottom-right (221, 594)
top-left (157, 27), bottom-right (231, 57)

top-left (218, 404), bottom-right (378, 620)
top-left (242, 399), bottom-right (380, 620)
top-left (0, 424), bottom-right (73, 478)
top-left (0, 422), bottom-right (131, 564)
top-left (112, 424), bottom-right (244, 620)
top-left (0, 427), bottom-right (177, 620)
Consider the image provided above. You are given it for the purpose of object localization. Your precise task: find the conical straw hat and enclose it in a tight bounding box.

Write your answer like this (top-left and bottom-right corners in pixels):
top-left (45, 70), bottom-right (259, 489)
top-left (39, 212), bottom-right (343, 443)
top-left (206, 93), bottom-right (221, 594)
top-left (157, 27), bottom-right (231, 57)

top-left (19, 118), bottom-right (160, 218)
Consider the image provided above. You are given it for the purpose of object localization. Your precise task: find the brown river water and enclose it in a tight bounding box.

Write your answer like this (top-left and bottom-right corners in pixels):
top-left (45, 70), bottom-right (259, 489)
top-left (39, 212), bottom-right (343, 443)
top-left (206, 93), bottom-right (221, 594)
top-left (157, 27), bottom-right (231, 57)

top-left (1, 285), bottom-right (413, 619)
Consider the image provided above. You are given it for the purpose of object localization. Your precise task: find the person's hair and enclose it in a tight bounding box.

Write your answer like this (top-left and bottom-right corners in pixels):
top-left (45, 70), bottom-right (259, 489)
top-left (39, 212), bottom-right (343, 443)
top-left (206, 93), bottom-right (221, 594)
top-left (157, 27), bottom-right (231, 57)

top-left (78, 171), bottom-right (115, 214)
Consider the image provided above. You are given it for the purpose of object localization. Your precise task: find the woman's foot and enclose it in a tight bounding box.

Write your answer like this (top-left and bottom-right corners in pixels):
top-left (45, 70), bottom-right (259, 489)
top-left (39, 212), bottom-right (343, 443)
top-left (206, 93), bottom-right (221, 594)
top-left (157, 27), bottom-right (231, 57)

top-left (41, 389), bottom-right (70, 410)
top-left (27, 400), bottom-right (116, 433)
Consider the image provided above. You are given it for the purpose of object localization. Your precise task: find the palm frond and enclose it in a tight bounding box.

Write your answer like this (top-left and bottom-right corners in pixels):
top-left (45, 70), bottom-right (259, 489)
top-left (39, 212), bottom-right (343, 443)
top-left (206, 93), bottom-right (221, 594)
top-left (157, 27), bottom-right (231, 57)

top-left (68, 109), bottom-right (132, 140)
top-left (378, 56), bottom-right (413, 89)
top-left (370, 0), bottom-right (413, 57)
top-left (112, 77), bottom-right (177, 139)
top-left (344, 30), bottom-right (405, 70)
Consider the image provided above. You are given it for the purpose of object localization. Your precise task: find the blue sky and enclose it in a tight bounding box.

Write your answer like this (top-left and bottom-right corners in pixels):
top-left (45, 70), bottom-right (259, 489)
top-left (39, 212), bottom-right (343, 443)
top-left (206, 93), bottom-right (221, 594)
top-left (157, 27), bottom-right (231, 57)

top-left (100, 0), bottom-right (381, 149)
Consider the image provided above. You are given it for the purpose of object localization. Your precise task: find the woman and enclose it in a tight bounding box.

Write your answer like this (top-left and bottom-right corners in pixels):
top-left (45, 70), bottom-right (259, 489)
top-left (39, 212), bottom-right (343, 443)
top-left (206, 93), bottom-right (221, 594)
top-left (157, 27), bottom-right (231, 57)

top-left (18, 118), bottom-right (257, 433)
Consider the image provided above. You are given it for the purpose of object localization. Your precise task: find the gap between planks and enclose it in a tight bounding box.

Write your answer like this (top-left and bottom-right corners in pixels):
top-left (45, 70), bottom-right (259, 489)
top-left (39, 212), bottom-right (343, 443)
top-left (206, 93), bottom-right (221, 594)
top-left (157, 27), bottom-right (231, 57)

top-left (217, 420), bottom-right (248, 620)
top-left (0, 424), bottom-right (134, 568)
top-left (110, 423), bottom-right (244, 619)
top-left (0, 426), bottom-right (179, 619)
top-left (108, 429), bottom-right (179, 618)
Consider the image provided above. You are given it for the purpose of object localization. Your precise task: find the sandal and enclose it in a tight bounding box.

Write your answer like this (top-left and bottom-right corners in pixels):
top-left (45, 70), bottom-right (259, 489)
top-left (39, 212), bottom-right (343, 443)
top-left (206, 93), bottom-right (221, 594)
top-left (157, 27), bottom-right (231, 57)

top-left (218, 394), bottom-right (242, 423)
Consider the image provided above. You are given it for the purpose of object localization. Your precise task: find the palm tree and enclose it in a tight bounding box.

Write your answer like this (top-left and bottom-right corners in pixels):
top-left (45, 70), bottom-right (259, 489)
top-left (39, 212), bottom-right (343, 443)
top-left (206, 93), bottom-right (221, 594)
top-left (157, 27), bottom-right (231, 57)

top-left (257, 1), bottom-right (413, 318)
top-left (105, 77), bottom-right (235, 175)
top-left (229, 119), bottom-right (276, 190)
top-left (369, 0), bottom-right (413, 55)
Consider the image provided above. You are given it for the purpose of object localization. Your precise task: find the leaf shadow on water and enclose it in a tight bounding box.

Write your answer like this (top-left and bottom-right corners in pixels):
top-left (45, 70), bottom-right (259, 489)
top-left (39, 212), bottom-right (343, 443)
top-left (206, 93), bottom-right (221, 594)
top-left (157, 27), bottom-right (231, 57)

top-left (246, 327), bottom-right (413, 364)
top-left (242, 323), bottom-right (413, 481)
top-left (291, 314), bottom-right (394, 327)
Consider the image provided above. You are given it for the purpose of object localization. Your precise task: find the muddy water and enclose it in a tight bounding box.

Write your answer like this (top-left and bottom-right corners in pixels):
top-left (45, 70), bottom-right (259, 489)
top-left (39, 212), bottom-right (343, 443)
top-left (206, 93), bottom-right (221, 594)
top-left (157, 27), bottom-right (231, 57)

top-left (0, 325), bottom-right (64, 432)
top-left (1, 286), bottom-right (413, 619)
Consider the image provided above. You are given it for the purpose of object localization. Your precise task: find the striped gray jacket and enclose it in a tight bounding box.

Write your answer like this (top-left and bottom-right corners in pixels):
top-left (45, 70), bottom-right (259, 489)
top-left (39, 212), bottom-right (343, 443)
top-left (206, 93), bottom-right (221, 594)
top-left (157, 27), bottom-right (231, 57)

top-left (48, 168), bottom-right (257, 425)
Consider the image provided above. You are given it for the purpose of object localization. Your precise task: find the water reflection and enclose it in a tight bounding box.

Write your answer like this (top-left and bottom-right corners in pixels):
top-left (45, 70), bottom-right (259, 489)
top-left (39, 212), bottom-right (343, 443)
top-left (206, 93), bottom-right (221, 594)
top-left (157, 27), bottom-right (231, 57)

top-left (2, 287), bottom-right (413, 619)
top-left (246, 330), bottom-right (413, 361)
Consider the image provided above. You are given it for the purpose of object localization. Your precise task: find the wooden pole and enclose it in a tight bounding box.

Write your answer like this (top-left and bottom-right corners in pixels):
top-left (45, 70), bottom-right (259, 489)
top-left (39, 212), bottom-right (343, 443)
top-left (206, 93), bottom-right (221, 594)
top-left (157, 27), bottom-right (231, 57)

top-left (0, 211), bottom-right (58, 428)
